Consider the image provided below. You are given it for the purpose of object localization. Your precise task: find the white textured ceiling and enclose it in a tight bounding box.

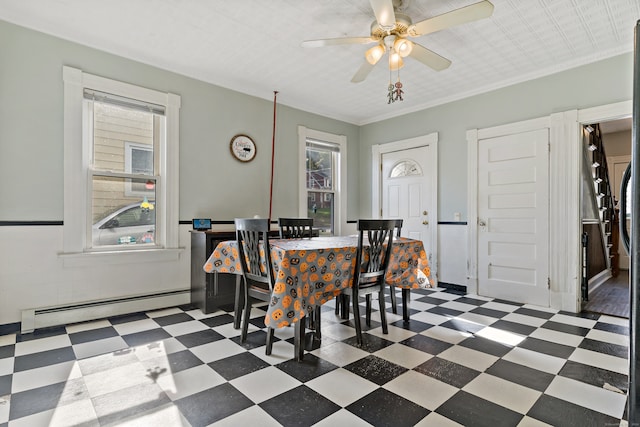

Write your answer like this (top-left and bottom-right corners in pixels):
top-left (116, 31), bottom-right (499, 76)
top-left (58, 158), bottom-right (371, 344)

top-left (1, 0), bottom-right (639, 125)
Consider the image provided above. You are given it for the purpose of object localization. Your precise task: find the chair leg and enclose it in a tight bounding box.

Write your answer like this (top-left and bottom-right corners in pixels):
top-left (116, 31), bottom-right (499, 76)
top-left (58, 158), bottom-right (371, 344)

top-left (351, 292), bottom-right (363, 346)
top-left (365, 294), bottom-right (372, 327)
top-left (265, 327), bottom-right (275, 355)
top-left (402, 288), bottom-right (410, 321)
top-left (341, 295), bottom-right (350, 320)
top-left (233, 275), bottom-right (243, 329)
top-left (389, 284), bottom-right (398, 314)
top-left (240, 283), bottom-right (251, 343)
top-left (314, 306), bottom-right (322, 340)
top-left (334, 294), bottom-right (341, 315)
top-left (378, 290), bottom-right (388, 334)
top-left (294, 316), bottom-right (306, 361)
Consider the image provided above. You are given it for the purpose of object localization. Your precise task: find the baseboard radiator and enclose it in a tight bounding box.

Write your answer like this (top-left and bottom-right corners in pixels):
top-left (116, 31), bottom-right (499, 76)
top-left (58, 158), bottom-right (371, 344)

top-left (21, 289), bottom-right (190, 334)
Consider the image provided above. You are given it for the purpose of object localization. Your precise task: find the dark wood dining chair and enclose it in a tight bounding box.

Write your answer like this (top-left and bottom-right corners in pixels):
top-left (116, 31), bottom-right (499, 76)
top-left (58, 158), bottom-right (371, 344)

top-left (278, 217), bottom-right (313, 239)
top-left (341, 219), bottom-right (396, 346)
top-left (389, 218), bottom-right (403, 314)
top-left (277, 217), bottom-right (321, 344)
top-left (235, 218), bottom-right (305, 360)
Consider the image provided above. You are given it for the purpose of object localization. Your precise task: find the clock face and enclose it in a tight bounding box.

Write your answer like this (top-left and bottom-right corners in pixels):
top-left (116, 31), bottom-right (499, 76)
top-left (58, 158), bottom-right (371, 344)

top-left (230, 134), bottom-right (256, 162)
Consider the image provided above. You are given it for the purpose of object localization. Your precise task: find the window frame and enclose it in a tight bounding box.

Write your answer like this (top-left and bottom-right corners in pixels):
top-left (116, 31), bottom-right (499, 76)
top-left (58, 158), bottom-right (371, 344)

top-left (62, 66), bottom-right (181, 265)
top-left (297, 126), bottom-right (347, 236)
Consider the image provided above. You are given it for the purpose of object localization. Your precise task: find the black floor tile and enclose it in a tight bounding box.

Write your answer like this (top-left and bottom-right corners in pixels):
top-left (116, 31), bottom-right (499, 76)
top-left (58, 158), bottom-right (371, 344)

top-left (490, 319), bottom-right (537, 336)
top-left (414, 357), bottom-right (480, 389)
top-left (436, 390), bottom-right (523, 427)
top-left (141, 349), bottom-right (204, 375)
top-left (517, 337), bottom-right (576, 359)
top-left (458, 336), bottom-right (513, 357)
top-left (276, 353), bottom-right (338, 382)
top-left (578, 337), bottom-right (627, 358)
top-left (558, 360), bottom-right (628, 393)
top-left (229, 330), bottom-right (272, 350)
top-left (16, 326), bottom-right (67, 342)
top-left (175, 382), bottom-right (253, 427)
top-left (344, 355), bottom-right (407, 385)
top-left (260, 385), bottom-right (340, 427)
top-left (485, 359), bottom-right (555, 392)
top-left (346, 388), bottom-right (430, 427)
top-left (68, 326), bottom-right (119, 345)
top-left (342, 333), bottom-right (395, 353)
top-left (454, 296), bottom-right (489, 306)
top-left (173, 329), bottom-right (225, 348)
top-left (199, 313), bottom-right (235, 328)
top-left (541, 320), bottom-right (590, 337)
top-left (121, 328), bottom-right (172, 347)
top-left (208, 351), bottom-right (270, 381)
top-left (0, 345), bottom-right (14, 359)
top-left (0, 374), bottom-right (11, 396)
top-left (527, 394), bottom-right (620, 427)
top-left (399, 334), bottom-right (453, 355)
top-left (594, 322), bottom-right (629, 336)
top-left (414, 295), bottom-right (449, 305)
top-left (13, 346), bottom-right (76, 372)
top-left (152, 312), bottom-right (195, 327)
top-left (440, 317), bottom-right (486, 334)
top-left (469, 306), bottom-right (509, 319)
top-left (9, 378), bottom-right (89, 420)
top-left (108, 312), bottom-right (149, 324)
top-left (513, 307), bottom-right (554, 319)
top-left (390, 319), bottom-right (433, 333)
top-left (94, 382), bottom-right (171, 426)
top-left (427, 306), bottom-right (463, 317)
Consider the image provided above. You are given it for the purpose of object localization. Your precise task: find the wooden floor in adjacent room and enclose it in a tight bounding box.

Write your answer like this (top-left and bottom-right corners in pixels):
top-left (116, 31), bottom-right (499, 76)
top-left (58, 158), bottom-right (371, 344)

top-left (583, 269), bottom-right (630, 318)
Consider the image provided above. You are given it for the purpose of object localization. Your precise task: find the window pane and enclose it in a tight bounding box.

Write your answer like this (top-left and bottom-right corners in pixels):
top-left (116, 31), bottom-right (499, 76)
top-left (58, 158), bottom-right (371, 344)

top-left (308, 191), bottom-right (333, 235)
top-left (93, 102), bottom-right (155, 173)
top-left (306, 147), bottom-right (333, 190)
top-left (92, 175), bottom-right (156, 247)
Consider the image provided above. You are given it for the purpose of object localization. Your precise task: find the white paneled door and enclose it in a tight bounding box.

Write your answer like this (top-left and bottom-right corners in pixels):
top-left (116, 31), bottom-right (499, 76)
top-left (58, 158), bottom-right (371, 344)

top-left (382, 145), bottom-right (433, 264)
top-left (477, 129), bottom-right (550, 306)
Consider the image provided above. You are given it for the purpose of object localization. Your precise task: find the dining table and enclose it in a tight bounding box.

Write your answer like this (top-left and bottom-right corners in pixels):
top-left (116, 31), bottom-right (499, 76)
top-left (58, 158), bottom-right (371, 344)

top-left (202, 235), bottom-right (432, 330)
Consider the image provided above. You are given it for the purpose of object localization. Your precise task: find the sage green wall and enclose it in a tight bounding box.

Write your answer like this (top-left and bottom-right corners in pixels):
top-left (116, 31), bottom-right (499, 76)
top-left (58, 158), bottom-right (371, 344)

top-left (0, 20), bottom-right (360, 222)
top-left (360, 53), bottom-right (634, 221)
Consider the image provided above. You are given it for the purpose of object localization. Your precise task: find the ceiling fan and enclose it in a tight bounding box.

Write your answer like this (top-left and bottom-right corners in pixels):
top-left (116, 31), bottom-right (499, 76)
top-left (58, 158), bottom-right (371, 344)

top-left (301, 0), bottom-right (494, 83)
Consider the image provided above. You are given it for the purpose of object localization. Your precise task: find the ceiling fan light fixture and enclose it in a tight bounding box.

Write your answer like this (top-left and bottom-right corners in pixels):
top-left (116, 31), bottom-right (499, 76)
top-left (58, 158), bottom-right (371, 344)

top-left (393, 38), bottom-right (413, 57)
top-left (389, 52), bottom-right (404, 70)
top-left (365, 44), bottom-right (385, 65)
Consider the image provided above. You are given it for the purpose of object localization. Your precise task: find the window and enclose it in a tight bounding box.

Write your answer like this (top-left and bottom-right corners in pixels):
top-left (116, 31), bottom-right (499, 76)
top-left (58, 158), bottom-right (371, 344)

top-left (62, 66), bottom-right (180, 260)
top-left (298, 126), bottom-right (346, 236)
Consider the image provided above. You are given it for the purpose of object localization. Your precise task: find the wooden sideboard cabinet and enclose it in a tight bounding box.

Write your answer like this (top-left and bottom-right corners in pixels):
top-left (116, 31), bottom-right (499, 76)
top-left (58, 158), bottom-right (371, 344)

top-left (190, 230), bottom-right (239, 315)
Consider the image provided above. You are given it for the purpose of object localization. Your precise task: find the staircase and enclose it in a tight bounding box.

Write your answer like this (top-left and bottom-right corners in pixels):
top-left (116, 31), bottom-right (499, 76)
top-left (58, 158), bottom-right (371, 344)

top-left (583, 123), bottom-right (619, 277)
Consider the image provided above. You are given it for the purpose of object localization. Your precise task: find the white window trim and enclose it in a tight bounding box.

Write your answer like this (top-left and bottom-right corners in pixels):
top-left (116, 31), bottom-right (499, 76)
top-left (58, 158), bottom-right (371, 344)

top-left (62, 66), bottom-right (181, 265)
top-left (298, 126), bottom-right (347, 236)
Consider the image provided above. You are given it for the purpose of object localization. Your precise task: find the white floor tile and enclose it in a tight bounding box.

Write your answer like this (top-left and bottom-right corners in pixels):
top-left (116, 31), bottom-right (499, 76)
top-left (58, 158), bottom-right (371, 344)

top-left (438, 345), bottom-right (499, 372)
top-left (48, 398), bottom-right (99, 427)
top-left (132, 338), bottom-right (187, 361)
top-left (146, 307), bottom-right (184, 318)
top-left (312, 408), bottom-right (374, 427)
top-left (367, 324), bottom-right (417, 342)
top-left (420, 325), bottom-right (472, 344)
top-left (458, 312), bottom-right (500, 327)
top-left (189, 339), bottom-right (246, 363)
top-left (528, 327), bottom-right (585, 347)
top-left (210, 405), bottom-right (283, 427)
top-left (0, 333), bottom-right (16, 347)
top-left (157, 364), bottom-right (227, 401)
top-left (440, 301), bottom-right (478, 313)
top-left (384, 370), bottom-right (458, 410)
top-left (0, 396), bottom-right (9, 424)
top-left (309, 341), bottom-right (369, 367)
top-left (65, 319), bottom-right (112, 334)
top-left (83, 361), bottom-right (149, 398)
top-left (114, 402), bottom-right (191, 427)
top-left (476, 326), bottom-right (526, 347)
top-left (230, 366), bottom-right (301, 403)
top-left (0, 356), bottom-right (14, 376)
top-left (321, 323), bottom-right (357, 341)
top-left (163, 319), bottom-right (210, 337)
top-left (502, 312), bottom-right (548, 328)
top-left (306, 368), bottom-right (377, 407)
top-left (545, 376), bottom-right (627, 418)
top-left (410, 311), bottom-right (452, 326)
top-left (548, 313), bottom-right (597, 329)
top-left (568, 348), bottom-right (628, 375)
top-left (597, 315), bottom-right (629, 327)
top-left (478, 301), bottom-right (520, 313)
top-left (111, 318), bottom-right (162, 336)
top-left (373, 343), bottom-right (433, 369)
top-left (249, 340), bottom-right (296, 365)
top-left (521, 304), bottom-right (557, 314)
top-left (14, 334), bottom-right (72, 356)
top-left (72, 336), bottom-right (128, 360)
top-left (463, 373), bottom-right (541, 414)
top-left (585, 328), bottom-right (629, 347)
top-left (415, 411), bottom-right (464, 426)
top-left (517, 415), bottom-right (554, 426)
top-left (502, 347), bottom-right (566, 375)
top-left (11, 361), bottom-right (82, 394)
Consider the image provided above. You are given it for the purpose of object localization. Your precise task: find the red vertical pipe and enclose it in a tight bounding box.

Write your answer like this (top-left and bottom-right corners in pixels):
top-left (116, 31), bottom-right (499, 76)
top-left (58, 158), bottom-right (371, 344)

top-left (269, 91), bottom-right (278, 220)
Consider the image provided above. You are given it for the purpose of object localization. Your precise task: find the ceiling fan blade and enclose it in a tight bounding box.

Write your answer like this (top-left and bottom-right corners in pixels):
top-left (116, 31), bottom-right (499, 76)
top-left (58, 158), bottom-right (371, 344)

top-left (409, 43), bottom-right (451, 71)
top-left (369, 0), bottom-right (396, 29)
top-left (351, 61), bottom-right (376, 83)
top-left (411, 0), bottom-right (494, 36)
top-left (301, 36), bottom-right (375, 48)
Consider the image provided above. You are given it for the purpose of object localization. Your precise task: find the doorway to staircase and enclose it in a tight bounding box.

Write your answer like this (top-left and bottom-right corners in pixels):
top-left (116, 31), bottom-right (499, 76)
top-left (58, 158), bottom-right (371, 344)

top-left (581, 117), bottom-right (632, 319)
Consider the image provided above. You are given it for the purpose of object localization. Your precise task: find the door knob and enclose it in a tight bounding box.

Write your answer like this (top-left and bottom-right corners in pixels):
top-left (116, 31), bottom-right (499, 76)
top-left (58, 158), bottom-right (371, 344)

top-left (422, 220), bottom-right (429, 225)
top-left (423, 211), bottom-right (428, 215)
top-left (478, 219), bottom-right (486, 227)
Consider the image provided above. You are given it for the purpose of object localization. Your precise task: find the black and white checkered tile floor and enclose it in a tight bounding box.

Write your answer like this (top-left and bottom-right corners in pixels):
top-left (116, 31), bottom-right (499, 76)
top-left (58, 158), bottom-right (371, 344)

top-left (0, 287), bottom-right (630, 426)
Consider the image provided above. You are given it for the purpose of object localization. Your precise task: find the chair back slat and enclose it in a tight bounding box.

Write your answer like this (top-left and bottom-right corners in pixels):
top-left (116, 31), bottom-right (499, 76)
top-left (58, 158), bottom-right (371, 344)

top-left (278, 217), bottom-right (313, 239)
top-left (355, 219), bottom-right (396, 286)
top-left (235, 218), bottom-right (274, 291)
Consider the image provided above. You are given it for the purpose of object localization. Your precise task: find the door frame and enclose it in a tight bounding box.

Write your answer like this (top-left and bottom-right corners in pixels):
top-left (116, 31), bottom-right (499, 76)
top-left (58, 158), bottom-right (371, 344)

top-left (467, 100), bottom-right (632, 312)
top-left (372, 132), bottom-right (439, 281)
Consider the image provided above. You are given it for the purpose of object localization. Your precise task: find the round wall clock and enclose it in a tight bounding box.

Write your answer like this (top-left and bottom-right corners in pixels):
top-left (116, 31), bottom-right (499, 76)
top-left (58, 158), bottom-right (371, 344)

top-left (230, 134), bottom-right (256, 162)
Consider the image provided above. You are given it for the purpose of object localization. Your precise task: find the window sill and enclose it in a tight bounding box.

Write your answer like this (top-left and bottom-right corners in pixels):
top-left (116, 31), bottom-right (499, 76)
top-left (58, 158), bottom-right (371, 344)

top-left (59, 248), bottom-right (184, 268)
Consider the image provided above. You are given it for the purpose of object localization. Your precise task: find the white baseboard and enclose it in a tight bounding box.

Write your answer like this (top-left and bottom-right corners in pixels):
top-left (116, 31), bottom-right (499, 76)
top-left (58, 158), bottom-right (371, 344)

top-left (588, 269), bottom-right (612, 293)
top-left (21, 289), bottom-right (190, 333)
